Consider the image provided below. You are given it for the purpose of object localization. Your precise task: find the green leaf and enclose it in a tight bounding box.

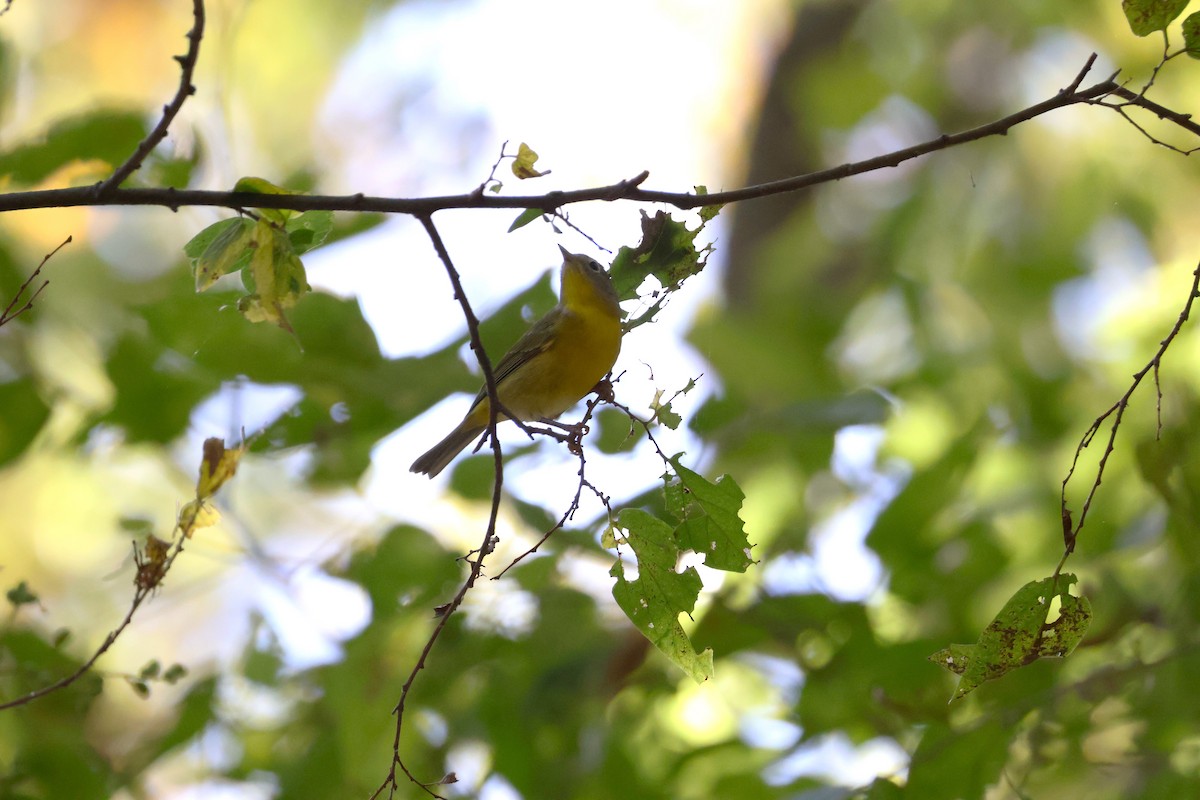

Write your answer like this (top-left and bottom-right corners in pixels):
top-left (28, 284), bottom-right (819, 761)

top-left (149, 678), bottom-right (218, 759)
top-left (232, 176), bottom-right (302, 223)
top-left (664, 456), bottom-right (754, 572)
top-left (286, 210), bottom-right (334, 255)
top-left (907, 720), bottom-right (1011, 799)
top-left (609, 210), bottom-right (713, 329)
top-left (6, 580), bottom-right (39, 608)
top-left (609, 508), bottom-right (714, 683)
top-left (930, 574), bottom-right (1092, 701)
top-left (139, 660), bottom-right (161, 680)
top-left (0, 109), bottom-right (147, 184)
top-left (101, 333), bottom-right (212, 442)
top-left (507, 208), bottom-right (544, 232)
top-left (650, 392), bottom-right (682, 430)
top-left (1122, 0), bottom-right (1190, 36)
top-left (1184, 11), bottom-right (1200, 57)
top-left (163, 663), bottom-right (188, 684)
top-left (244, 645), bottom-right (284, 685)
top-left (187, 217), bottom-right (254, 291)
top-left (118, 516), bottom-right (154, 535)
top-left (0, 376), bottom-right (51, 468)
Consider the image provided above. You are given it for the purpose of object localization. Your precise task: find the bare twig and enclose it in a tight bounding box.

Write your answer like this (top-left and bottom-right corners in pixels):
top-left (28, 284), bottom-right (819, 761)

top-left (0, 540), bottom-right (178, 711)
top-left (494, 386), bottom-right (617, 578)
top-left (0, 435), bottom-right (243, 711)
top-left (374, 215), bottom-right (509, 800)
top-left (93, 0), bottom-right (205, 196)
top-left (1059, 261), bottom-right (1200, 575)
top-left (0, 236), bottom-right (70, 327)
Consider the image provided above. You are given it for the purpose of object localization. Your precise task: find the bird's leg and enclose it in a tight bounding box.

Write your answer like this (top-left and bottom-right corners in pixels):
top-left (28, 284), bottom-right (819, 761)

top-left (590, 376), bottom-right (616, 403)
top-left (537, 417), bottom-right (590, 454)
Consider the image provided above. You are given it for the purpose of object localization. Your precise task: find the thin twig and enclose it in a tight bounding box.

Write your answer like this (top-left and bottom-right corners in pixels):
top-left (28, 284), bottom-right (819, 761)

top-left (0, 236), bottom-right (70, 327)
top-left (374, 215), bottom-right (509, 800)
top-left (0, 433), bottom-right (241, 710)
top-left (494, 387), bottom-right (617, 578)
top-left (1059, 261), bottom-right (1200, 575)
top-left (93, 0), bottom-right (205, 196)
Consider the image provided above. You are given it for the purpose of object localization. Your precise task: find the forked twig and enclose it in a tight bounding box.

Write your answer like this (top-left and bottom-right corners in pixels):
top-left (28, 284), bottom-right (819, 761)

top-left (1059, 261), bottom-right (1200, 575)
top-left (0, 236), bottom-right (70, 327)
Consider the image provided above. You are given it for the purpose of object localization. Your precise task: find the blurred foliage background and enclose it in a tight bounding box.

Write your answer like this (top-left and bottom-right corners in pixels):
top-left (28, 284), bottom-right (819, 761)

top-left (3, 0), bottom-right (1200, 798)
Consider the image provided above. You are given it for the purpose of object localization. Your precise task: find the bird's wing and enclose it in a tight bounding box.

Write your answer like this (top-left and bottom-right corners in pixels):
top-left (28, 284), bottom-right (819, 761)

top-left (467, 306), bottom-right (563, 408)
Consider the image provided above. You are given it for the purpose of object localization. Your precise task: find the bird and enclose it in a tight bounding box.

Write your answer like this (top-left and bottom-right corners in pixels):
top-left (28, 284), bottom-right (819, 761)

top-left (410, 246), bottom-right (623, 477)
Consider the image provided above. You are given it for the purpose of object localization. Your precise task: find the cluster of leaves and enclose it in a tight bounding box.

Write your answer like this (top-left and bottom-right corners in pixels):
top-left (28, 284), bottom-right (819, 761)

top-left (185, 177), bottom-right (330, 332)
top-left (1123, 0), bottom-right (1200, 50)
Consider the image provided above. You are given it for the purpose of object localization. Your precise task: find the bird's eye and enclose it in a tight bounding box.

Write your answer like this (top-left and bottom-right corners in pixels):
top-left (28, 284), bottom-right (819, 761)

top-left (587, 259), bottom-right (602, 272)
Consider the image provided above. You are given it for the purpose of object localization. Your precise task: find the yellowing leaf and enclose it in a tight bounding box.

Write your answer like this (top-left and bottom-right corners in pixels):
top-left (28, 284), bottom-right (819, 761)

top-left (197, 437), bottom-right (244, 500)
top-left (239, 219), bottom-right (310, 330)
top-left (232, 176), bottom-right (301, 224)
top-left (188, 217), bottom-right (254, 291)
top-left (511, 142), bottom-right (547, 179)
top-left (178, 499), bottom-right (220, 534)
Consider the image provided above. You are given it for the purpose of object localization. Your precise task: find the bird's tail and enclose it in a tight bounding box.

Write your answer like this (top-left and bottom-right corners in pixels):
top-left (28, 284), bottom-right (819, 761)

top-left (410, 423), bottom-right (485, 477)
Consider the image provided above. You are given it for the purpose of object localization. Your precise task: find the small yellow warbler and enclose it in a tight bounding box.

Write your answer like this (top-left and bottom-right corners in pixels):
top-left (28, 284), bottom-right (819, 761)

top-left (410, 247), bottom-right (623, 477)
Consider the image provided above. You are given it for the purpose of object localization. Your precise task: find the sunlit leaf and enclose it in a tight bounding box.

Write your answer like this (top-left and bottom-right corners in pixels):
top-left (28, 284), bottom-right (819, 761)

top-left (1183, 11), bottom-right (1200, 57)
top-left (1122, 0), bottom-right (1190, 36)
top-left (609, 210), bottom-right (713, 328)
top-left (930, 574), bottom-right (1091, 700)
top-left (196, 437), bottom-right (244, 500)
top-left (609, 508), bottom-right (714, 683)
top-left (238, 219), bottom-right (311, 330)
top-left (664, 456), bottom-right (754, 572)
top-left (232, 176), bottom-right (302, 224)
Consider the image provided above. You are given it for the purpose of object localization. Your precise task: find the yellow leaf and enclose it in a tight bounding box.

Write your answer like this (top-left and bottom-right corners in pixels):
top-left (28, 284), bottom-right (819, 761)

top-left (178, 499), bottom-right (220, 535)
top-left (196, 437), bottom-right (244, 500)
top-left (511, 142), bottom-right (547, 179)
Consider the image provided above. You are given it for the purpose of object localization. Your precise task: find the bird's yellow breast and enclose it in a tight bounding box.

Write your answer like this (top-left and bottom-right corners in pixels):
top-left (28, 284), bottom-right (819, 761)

top-left (498, 304), bottom-right (621, 420)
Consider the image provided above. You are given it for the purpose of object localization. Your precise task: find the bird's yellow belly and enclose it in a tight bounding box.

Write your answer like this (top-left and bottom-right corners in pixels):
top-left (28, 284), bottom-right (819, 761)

top-left (501, 308), bottom-right (621, 420)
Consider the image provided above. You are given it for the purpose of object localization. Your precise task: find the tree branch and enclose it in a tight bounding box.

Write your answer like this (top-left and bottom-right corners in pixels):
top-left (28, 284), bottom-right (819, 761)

top-left (4, 68), bottom-right (1181, 222)
top-left (93, 0), bottom-right (205, 196)
top-left (1058, 260), bottom-right (1200, 575)
top-left (376, 215), bottom-right (510, 800)
top-left (0, 236), bottom-right (70, 328)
